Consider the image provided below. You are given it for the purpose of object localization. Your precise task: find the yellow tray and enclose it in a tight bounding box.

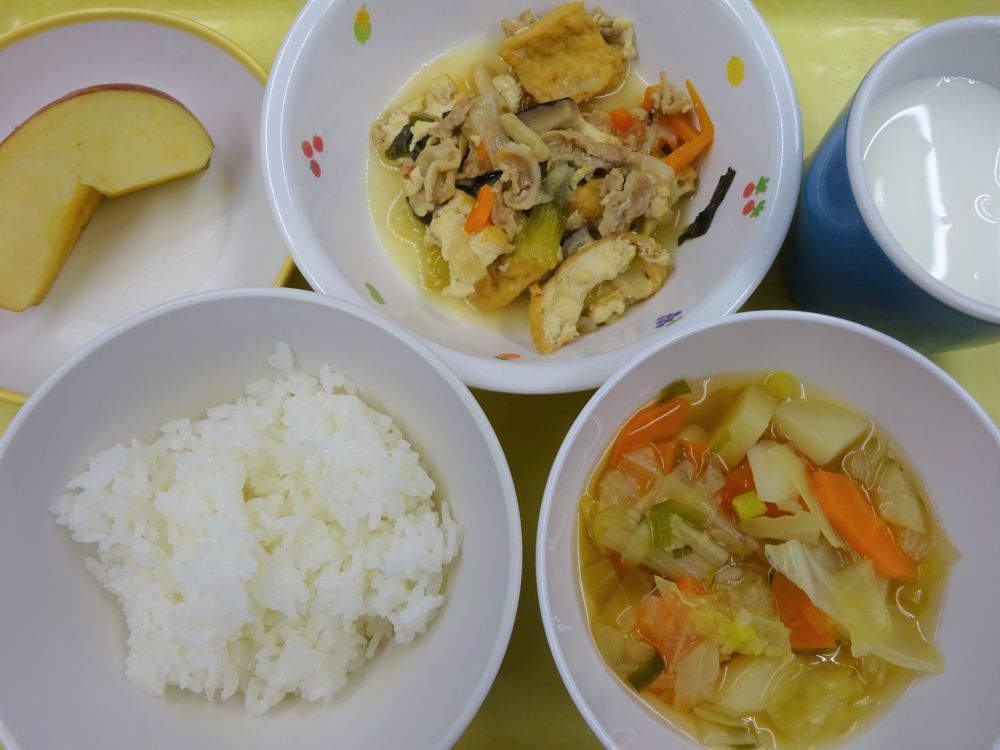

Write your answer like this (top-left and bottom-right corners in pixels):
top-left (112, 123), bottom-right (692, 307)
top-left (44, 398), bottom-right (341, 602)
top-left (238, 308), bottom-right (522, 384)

top-left (2, 2), bottom-right (998, 748)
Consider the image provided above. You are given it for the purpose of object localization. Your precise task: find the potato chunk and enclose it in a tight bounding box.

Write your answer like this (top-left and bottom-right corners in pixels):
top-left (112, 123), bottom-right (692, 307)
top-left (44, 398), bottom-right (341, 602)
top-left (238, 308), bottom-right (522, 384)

top-left (498, 2), bottom-right (627, 104)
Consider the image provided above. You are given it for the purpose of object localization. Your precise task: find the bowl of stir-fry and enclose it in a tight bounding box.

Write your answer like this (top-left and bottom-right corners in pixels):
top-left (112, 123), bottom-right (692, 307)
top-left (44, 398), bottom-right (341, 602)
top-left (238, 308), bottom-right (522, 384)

top-left (538, 310), bottom-right (1000, 749)
top-left (262, 0), bottom-right (801, 393)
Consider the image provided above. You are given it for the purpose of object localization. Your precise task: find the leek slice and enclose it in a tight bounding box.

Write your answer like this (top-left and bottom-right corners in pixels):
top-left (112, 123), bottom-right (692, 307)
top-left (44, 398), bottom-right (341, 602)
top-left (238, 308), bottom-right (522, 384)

top-left (646, 502), bottom-right (674, 549)
top-left (627, 650), bottom-right (666, 691)
top-left (732, 491), bottom-right (767, 521)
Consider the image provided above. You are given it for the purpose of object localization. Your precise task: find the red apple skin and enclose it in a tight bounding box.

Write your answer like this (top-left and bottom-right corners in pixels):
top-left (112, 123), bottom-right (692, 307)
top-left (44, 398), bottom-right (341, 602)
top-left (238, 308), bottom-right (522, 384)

top-left (0, 84), bottom-right (197, 149)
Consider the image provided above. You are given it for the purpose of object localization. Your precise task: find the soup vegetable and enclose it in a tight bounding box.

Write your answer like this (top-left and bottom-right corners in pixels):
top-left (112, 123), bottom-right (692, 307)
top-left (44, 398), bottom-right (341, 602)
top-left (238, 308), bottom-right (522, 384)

top-left (579, 372), bottom-right (955, 749)
top-left (370, 2), bottom-right (721, 354)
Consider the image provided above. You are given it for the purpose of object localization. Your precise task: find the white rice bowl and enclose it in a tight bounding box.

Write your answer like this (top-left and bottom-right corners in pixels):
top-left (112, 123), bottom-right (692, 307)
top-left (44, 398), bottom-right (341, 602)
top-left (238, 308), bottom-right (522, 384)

top-left (0, 289), bottom-right (519, 750)
top-left (51, 343), bottom-right (460, 715)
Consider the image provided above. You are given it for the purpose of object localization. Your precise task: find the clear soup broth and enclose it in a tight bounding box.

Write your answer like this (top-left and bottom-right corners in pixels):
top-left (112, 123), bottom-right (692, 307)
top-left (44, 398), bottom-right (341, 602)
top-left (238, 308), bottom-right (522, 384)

top-left (579, 371), bottom-right (955, 750)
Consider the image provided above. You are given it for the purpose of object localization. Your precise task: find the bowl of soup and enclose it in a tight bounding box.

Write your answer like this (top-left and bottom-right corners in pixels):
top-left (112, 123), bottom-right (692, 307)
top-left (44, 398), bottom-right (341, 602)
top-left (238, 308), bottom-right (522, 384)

top-left (261, 0), bottom-right (801, 393)
top-left (537, 310), bottom-right (1000, 749)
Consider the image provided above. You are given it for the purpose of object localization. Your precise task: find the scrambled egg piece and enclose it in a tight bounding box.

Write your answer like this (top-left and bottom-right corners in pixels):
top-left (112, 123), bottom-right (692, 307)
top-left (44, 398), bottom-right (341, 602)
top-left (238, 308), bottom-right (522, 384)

top-left (498, 2), bottom-right (627, 104)
top-left (425, 194), bottom-right (513, 298)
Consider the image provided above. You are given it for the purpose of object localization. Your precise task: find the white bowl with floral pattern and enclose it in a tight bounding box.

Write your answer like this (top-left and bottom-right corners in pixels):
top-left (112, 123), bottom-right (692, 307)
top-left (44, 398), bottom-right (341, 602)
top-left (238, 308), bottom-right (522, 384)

top-left (262, 0), bottom-right (802, 393)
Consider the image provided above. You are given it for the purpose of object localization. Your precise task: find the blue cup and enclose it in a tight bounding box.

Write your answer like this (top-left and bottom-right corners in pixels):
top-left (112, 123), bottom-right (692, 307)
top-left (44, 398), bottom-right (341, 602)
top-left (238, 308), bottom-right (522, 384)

top-left (786, 17), bottom-right (1000, 352)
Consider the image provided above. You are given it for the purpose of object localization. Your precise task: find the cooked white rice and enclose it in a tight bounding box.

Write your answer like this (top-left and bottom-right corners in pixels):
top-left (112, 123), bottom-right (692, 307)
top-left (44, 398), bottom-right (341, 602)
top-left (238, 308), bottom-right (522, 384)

top-left (52, 343), bottom-right (461, 715)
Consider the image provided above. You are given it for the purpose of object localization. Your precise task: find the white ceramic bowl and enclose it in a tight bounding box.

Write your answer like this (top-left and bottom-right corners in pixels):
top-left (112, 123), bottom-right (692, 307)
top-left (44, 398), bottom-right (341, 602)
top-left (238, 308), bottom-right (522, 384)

top-left (262, 0), bottom-right (802, 393)
top-left (537, 311), bottom-right (1000, 749)
top-left (0, 288), bottom-right (520, 750)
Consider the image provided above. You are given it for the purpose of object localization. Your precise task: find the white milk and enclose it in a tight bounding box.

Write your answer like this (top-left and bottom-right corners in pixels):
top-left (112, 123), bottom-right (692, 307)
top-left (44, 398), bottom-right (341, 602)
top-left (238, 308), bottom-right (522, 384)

top-left (861, 76), bottom-right (1000, 307)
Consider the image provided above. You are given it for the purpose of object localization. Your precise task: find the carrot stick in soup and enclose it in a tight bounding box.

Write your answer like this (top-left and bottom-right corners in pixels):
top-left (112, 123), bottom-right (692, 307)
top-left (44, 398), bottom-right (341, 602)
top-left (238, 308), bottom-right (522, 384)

top-left (772, 571), bottom-right (836, 650)
top-left (637, 591), bottom-right (696, 657)
top-left (652, 441), bottom-right (680, 475)
top-left (609, 398), bottom-right (691, 466)
top-left (681, 440), bottom-right (709, 477)
top-left (676, 575), bottom-right (707, 595)
top-left (810, 470), bottom-right (917, 581)
top-left (718, 461), bottom-right (755, 519)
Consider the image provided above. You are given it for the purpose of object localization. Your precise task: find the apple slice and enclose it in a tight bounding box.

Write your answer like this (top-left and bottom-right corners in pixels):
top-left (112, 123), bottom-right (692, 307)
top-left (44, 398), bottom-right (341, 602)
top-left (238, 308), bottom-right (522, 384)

top-left (0, 84), bottom-right (214, 311)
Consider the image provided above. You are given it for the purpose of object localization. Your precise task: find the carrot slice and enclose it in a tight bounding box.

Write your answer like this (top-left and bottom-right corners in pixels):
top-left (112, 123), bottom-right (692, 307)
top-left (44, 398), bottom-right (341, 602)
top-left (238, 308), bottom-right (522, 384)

top-left (464, 184), bottom-right (494, 234)
top-left (652, 440), bottom-right (680, 475)
top-left (636, 591), bottom-right (696, 659)
top-left (810, 471), bottom-right (917, 581)
top-left (609, 398), bottom-right (691, 467)
top-left (675, 576), bottom-right (707, 596)
top-left (771, 572), bottom-right (836, 650)
top-left (616, 439), bottom-right (707, 490)
top-left (659, 112), bottom-right (700, 143)
top-left (763, 501), bottom-right (794, 518)
top-left (475, 140), bottom-right (490, 161)
top-left (609, 108), bottom-right (636, 136)
top-left (665, 81), bottom-right (714, 172)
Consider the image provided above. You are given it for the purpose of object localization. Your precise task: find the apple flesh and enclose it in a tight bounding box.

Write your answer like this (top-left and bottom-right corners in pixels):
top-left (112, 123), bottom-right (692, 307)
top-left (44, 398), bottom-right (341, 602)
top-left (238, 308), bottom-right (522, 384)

top-left (0, 84), bottom-right (214, 311)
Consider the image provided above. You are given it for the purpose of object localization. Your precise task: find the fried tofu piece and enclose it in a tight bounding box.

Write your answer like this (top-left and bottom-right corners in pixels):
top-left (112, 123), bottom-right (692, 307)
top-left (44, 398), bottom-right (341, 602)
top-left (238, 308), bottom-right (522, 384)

top-left (585, 258), bottom-right (673, 324)
top-left (469, 257), bottom-right (549, 311)
top-left (498, 2), bottom-right (627, 104)
top-left (529, 233), bottom-right (669, 354)
top-left (529, 234), bottom-right (635, 353)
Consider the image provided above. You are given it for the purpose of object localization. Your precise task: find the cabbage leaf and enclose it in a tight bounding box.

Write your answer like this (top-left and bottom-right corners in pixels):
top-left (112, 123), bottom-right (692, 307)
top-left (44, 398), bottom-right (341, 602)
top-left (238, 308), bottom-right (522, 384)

top-left (765, 444), bottom-right (844, 548)
top-left (657, 572), bottom-right (792, 659)
top-left (739, 512), bottom-right (822, 543)
top-left (764, 540), bottom-right (943, 672)
top-left (764, 661), bottom-right (866, 740)
top-left (875, 462), bottom-right (926, 533)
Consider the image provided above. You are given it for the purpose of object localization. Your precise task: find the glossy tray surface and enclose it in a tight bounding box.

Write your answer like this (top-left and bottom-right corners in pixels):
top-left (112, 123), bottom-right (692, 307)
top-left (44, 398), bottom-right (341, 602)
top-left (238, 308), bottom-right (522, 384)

top-left (1, 2), bottom-right (997, 748)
